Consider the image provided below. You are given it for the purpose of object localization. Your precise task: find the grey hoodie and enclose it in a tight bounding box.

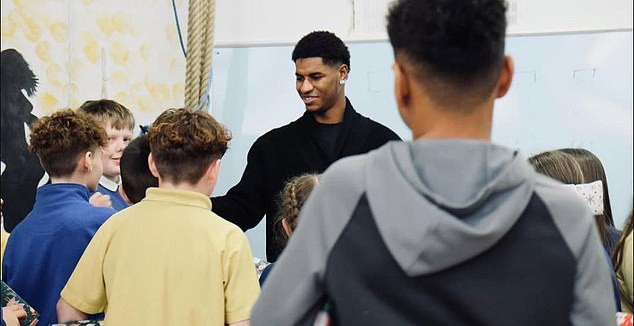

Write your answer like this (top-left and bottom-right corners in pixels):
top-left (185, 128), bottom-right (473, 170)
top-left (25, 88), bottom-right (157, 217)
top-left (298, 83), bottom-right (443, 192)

top-left (251, 140), bottom-right (615, 326)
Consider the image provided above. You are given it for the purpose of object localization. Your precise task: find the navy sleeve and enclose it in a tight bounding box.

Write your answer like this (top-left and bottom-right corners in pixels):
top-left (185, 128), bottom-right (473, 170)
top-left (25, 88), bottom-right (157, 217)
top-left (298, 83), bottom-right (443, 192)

top-left (258, 263), bottom-right (274, 286)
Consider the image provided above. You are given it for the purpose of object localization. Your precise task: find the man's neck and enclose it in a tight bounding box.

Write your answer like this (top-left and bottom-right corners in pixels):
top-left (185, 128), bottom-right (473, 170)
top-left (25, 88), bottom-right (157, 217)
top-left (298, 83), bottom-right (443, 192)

top-left (313, 96), bottom-right (347, 124)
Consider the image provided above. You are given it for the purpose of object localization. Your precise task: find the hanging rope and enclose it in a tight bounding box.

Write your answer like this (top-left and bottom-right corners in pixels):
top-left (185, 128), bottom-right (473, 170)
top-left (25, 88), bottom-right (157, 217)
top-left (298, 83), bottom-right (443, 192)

top-left (185, 0), bottom-right (215, 111)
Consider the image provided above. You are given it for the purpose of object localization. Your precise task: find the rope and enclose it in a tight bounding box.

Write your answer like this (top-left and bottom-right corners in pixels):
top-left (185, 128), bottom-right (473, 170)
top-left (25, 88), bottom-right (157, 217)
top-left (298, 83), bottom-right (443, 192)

top-left (185, 0), bottom-right (215, 111)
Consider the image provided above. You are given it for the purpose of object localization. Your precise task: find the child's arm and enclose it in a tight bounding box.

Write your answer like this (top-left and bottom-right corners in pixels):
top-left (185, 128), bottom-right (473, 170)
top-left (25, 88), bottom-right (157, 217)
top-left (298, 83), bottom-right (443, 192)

top-left (56, 298), bottom-right (88, 323)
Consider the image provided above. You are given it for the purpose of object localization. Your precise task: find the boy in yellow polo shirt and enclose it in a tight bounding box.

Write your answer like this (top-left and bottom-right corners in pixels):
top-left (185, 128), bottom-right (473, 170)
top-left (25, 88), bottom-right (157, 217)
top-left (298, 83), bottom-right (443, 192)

top-left (57, 108), bottom-right (260, 325)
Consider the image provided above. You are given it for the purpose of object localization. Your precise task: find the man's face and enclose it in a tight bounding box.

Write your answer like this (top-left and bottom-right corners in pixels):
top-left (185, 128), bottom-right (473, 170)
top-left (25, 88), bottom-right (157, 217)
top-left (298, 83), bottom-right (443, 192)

top-left (102, 122), bottom-right (133, 180)
top-left (295, 57), bottom-right (345, 115)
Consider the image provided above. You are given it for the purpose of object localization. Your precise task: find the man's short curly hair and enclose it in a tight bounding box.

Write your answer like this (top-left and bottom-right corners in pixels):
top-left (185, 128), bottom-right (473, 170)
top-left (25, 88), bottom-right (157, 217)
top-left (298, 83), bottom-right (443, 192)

top-left (387, 0), bottom-right (507, 106)
top-left (148, 108), bottom-right (232, 185)
top-left (29, 109), bottom-right (107, 177)
top-left (291, 31), bottom-right (351, 71)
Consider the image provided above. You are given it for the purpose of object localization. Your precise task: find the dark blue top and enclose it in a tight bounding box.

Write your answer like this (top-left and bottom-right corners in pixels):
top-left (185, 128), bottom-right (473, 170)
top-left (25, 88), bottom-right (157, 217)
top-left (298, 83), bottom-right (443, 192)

top-left (259, 263), bottom-right (274, 286)
top-left (2, 183), bottom-right (114, 325)
top-left (97, 183), bottom-right (128, 212)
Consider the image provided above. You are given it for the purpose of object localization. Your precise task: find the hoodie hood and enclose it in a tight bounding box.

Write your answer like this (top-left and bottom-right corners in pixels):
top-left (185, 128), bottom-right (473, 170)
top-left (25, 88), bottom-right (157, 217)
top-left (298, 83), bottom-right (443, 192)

top-left (365, 139), bottom-right (535, 276)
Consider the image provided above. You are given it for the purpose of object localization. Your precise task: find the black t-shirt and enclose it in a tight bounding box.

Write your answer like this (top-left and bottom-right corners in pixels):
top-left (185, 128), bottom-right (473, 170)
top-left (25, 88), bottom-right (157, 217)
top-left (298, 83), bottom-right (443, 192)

top-left (315, 122), bottom-right (343, 162)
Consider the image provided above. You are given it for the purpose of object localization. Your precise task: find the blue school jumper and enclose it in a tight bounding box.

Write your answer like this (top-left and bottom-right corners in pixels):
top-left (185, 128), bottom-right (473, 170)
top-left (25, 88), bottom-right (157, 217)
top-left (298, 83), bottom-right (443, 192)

top-left (97, 176), bottom-right (129, 212)
top-left (2, 183), bottom-right (114, 325)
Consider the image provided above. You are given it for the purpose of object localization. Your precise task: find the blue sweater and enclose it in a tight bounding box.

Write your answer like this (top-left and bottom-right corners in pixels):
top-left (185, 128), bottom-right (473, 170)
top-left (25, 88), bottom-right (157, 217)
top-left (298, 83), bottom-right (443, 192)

top-left (2, 184), bottom-right (114, 325)
top-left (97, 183), bottom-right (128, 212)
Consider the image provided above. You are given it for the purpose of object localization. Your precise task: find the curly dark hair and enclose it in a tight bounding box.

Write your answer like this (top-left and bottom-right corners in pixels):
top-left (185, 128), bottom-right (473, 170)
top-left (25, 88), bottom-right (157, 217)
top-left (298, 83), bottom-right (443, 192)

top-left (29, 109), bottom-right (107, 177)
top-left (148, 108), bottom-right (232, 184)
top-left (291, 31), bottom-right (351, 71)
top-left (387, 0), bottom-right (507, 105)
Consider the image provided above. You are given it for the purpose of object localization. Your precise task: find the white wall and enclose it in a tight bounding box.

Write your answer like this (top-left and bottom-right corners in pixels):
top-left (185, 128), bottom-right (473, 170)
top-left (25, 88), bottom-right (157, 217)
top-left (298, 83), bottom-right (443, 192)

top-left (214, 0), bottom-right (633, 47)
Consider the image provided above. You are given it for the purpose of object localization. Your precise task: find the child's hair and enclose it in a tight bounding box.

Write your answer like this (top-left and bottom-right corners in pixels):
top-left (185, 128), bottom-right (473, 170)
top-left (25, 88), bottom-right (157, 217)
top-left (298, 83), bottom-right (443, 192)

top-left (386, 0), bottom-right (507, 107)
top-left (120, 135), bottom-right (158, 204)
top-left (29, 109), bottom-right (107, 177)
top-left (275, 174), bottom-right (320, 241)
top-left (529, 150), bottom-right (609, 246)
top-left (528, 150), bottom-right (584, 184)
top-left (147, 108), bottom-right (231, 184)
top-left (612, 207), bottom-right (633, 272)
top-left (559, 148), bottom-right (615, 227)
top-left (77, 99), bottom-right (135, 130)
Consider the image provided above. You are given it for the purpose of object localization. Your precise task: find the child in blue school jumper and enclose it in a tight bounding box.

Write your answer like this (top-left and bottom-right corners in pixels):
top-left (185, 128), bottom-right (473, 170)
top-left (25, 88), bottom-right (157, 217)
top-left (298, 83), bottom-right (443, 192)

top-left (2, 110), bottom-right (113, 325)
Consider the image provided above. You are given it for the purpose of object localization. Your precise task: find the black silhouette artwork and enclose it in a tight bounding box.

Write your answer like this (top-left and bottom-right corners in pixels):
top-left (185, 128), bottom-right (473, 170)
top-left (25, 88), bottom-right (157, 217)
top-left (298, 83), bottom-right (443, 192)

top-left (1, 49), bottom-right (45, 232)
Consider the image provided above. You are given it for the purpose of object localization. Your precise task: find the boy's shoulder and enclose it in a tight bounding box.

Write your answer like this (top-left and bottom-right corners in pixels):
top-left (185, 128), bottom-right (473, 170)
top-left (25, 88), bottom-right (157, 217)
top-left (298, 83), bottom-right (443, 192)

top-left (64, 203), bottom-right (114, 231)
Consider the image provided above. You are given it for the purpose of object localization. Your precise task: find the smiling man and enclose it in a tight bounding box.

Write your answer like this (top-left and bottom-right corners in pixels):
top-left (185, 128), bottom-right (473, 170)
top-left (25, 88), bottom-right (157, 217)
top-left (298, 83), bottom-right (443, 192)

top-left (212, 31), bottom-right (401, 262)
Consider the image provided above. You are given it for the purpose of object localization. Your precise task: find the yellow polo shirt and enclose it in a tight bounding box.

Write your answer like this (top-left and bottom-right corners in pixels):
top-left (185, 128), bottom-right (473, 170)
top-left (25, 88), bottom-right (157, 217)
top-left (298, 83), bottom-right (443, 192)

top-left (61, 188), bottom-right (260, 325)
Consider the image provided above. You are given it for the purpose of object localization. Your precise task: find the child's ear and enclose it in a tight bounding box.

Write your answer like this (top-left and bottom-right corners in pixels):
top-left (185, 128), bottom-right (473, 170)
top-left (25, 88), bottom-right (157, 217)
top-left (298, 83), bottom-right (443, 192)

top-left (119, 185), bottom-right (132, 205)
top-left (148, 153), bottom-right (160, 178)
top-left (83, 151), bottom-right (93, 172)
top-left (207, 159), bottom-right (221, 183)
top-left (495, 56), bottom-right (514, 98)
top-left (282, 218), bottom-right (293, 238)
top-left (393, 62), bottom-right (412, 112)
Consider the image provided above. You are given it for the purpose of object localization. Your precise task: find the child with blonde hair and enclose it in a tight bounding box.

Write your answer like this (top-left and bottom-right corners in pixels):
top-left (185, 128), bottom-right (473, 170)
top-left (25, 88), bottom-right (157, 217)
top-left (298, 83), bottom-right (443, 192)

top-left (77, 99), bottom-right (135, 211)
top-left (259, 174), bottom-right (320, 285)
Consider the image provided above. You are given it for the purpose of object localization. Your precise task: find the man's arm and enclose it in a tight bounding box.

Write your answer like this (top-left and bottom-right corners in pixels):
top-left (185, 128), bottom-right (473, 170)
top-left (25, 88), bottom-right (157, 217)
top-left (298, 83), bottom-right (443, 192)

top-left (212, 139), bottom-right (269, 230)
top-left (56, 298), bottom-right (88, 323)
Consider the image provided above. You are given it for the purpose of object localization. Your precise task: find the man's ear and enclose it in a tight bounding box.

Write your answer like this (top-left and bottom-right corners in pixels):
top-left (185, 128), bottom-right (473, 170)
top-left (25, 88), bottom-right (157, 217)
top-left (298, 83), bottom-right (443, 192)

top-left (148, 153), bottom-right (160, 178)
top-left (495, 56), bottom-right (514, 98)
top-left (338, 64), bottom-right (349, 81)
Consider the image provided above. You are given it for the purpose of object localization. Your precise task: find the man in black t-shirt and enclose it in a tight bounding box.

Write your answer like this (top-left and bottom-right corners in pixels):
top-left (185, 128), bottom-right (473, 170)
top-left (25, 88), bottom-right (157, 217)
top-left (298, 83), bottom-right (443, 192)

top-left (212, 31), bottom-right (401, 261)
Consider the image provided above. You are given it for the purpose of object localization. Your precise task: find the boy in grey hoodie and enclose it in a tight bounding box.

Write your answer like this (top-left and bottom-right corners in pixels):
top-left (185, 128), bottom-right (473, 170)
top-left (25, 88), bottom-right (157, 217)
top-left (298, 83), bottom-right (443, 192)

top-left (251, 0), bottom-right (615, 325)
